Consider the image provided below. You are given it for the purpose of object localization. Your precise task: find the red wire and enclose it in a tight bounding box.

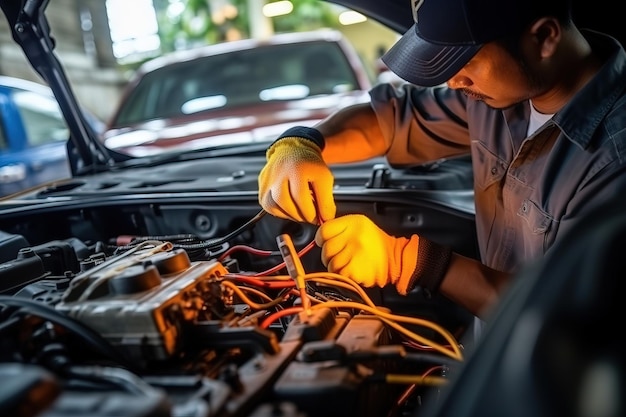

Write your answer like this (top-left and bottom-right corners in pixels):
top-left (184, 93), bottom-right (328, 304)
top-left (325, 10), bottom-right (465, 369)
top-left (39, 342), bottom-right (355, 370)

top-left (217, 238), bottom-right (317, 276)
top-left (260, 306), bottom-right (303, 329)
top-left (217, 244), bottom-right (274, 261)
top-left (256, 240), bottom-right (317, 276)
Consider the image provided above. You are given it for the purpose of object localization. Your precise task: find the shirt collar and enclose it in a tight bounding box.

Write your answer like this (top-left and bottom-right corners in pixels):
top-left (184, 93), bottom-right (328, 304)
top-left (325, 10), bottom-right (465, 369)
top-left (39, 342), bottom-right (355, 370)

top-left (553, 31), bottom-right (626, 149)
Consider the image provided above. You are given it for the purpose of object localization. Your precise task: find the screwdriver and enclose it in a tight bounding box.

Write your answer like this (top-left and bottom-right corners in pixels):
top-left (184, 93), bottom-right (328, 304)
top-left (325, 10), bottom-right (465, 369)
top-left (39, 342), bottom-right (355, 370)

top-left (276, 233), bottom-right (311, 316)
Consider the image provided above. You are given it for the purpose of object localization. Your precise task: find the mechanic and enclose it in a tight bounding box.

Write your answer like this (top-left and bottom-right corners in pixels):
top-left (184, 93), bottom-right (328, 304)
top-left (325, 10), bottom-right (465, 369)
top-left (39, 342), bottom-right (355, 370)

top-left (257, 0), bottom-right (626, 318)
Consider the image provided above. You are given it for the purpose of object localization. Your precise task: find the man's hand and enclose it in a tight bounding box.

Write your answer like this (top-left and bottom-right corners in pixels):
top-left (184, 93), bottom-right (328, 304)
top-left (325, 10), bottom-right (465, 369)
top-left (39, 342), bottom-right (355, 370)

top-left (258, 136), bottom-right (336, 224)
top-left (314, 214), bottom-right (420, 294)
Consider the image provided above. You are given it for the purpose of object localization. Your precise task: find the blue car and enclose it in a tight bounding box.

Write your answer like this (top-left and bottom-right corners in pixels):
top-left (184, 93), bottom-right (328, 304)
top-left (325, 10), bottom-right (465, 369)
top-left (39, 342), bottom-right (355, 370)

top-left (0, 76), bottom-right (103, 197)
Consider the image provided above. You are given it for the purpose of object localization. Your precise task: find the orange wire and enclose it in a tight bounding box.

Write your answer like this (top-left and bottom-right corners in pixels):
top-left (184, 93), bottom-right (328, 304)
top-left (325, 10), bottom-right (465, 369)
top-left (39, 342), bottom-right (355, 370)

top-left (225, 274), bottom-right (295, 289)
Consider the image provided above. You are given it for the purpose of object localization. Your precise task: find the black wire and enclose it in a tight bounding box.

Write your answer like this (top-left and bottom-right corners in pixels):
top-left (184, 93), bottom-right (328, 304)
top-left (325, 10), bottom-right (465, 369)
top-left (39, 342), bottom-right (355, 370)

top-left (112, 209), bottom-right (267, 252)
top-left (0, 296), bottom-right (136, 371)
top-left (67, 365), bottom-right (161, 396)
top-left (174, 209), bottom-right (268, 250)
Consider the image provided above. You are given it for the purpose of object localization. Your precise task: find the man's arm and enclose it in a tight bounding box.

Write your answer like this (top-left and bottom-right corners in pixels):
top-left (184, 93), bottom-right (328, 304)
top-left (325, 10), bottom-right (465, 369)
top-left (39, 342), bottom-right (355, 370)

top-left (315, 102), bottom-right (391, 164)
top-left (439, 253), bottom-right (512, 318)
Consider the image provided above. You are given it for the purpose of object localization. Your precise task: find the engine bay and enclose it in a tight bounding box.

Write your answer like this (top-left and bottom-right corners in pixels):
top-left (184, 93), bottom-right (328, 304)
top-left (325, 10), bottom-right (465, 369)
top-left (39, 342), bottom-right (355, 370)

top-left (0, 164), bottom-right (478, 417)
top-left (3, 0), bottom-right (623, 414)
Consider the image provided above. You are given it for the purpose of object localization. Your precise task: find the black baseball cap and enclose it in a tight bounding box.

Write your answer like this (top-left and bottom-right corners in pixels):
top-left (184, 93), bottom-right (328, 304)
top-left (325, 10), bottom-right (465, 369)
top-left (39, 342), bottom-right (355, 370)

top-left (382, 0), bottom-right (551, 86)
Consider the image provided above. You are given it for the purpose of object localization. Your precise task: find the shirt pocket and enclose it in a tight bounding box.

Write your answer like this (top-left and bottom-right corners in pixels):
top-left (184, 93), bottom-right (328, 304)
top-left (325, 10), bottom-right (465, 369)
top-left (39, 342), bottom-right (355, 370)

top-left (518, 199), bottom-right (552, 234)
top-left (517, 198), bottom-right (553, 256)
top-left (472, 141), bottom-right (508, 191)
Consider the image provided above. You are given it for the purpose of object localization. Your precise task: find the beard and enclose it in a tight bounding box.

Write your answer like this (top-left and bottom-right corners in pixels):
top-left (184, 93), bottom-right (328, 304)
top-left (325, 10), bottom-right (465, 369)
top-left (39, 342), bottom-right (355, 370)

top-left (460, 88), bottom-right (488, 101)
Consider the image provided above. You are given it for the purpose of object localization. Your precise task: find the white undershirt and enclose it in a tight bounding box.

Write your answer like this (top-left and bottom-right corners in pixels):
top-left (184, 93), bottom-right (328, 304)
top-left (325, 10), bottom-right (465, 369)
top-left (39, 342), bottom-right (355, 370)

top-left (527, 101), bottom-right (554, 137)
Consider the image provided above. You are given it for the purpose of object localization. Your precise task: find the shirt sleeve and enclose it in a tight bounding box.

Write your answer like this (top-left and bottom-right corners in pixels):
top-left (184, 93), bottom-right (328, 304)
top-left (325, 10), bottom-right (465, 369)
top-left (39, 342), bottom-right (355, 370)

top-left (369, 83), bottom-right (473, 168)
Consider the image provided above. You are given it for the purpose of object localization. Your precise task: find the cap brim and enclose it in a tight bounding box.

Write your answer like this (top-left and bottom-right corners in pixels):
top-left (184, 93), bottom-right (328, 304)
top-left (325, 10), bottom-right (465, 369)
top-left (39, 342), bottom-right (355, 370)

top-left (382, 24), bottom-right (481, 87)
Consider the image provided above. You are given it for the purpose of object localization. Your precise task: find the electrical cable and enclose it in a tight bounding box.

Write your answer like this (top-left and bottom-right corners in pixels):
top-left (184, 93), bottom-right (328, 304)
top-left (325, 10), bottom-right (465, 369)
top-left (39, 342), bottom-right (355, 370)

top-left (221, 280), bottom-right (290, 310)
top-left (386, 366), bottom-right (444, 417)
top-left (234, 245), bottom-right (461, 360)
top-left (307, 277), bottom-right (376, 308)
top-left (68, 365), bottom-right (163, 397)
top-left (276, 233), bottom-right (312, 316)
top-left (218, 245), bottom-right (280, 261)
top-left (305, 272), bottom-right (378, 308)
top-left (0, 296), bottom-right (136, 370)
top-left (259, 306), bottom-right (303, 329)
top-left (309, 300), bottom-right (462, 361)
top-left (112, 209), bottom-right (267, 252)
top-left (255, 240), bottom-right (316, 276)
top-left (378, 314), bottom-right (460, 360)
top-left (231, 285), bottom-right (275, 303)
top-left (382, 374), bottom-right (447, 386)
top-left (174, 209), bottom-right (267, 250)
top-left (224, 274), bottom-right (296, 289)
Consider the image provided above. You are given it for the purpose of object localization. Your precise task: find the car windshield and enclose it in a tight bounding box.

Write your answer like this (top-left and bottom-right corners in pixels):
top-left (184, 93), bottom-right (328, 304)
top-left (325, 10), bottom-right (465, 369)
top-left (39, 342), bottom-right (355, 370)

top-left (114, 40), bottom-right (360, 125)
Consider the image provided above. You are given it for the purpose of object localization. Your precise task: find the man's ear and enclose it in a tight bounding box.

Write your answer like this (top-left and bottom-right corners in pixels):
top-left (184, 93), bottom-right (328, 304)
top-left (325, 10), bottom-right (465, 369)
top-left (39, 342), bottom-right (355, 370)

top-left (529, 17), bottom-right (561, 58)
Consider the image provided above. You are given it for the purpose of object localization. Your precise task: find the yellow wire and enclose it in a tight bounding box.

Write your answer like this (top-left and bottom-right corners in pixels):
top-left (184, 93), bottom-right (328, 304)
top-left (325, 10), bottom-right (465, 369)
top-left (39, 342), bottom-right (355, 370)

top-left (307, 277), bottom-right (378, 308)
top-left (385, 374), bottom-right (448, 386)
top-left (234, 272), bottom-right (376, 308)
top-left (303, 272), bottom-right (461, 360)
top-left (235, 285), bottom-right (274, 302)
top-left (377, 315), bottom-right (460, 360)
top-left (305, 271), bottom-right (377, 304)
top-left (224, 267), bottom-right (462, 360)
top-left (310, 300), bottom-right (462, 361)
top-left (221, 280), bottom-right (287, 310)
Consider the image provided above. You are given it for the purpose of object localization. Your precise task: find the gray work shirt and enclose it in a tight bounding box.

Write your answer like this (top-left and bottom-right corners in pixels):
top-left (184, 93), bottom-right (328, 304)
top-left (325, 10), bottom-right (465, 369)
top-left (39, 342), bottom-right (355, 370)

top-left (369, 31), bottom-right (626, 273)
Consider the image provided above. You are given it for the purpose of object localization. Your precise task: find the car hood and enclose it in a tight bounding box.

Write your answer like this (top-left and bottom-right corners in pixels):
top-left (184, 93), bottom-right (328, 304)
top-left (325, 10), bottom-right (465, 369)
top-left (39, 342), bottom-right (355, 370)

top-left (103, 91), bottom-right (370, 157)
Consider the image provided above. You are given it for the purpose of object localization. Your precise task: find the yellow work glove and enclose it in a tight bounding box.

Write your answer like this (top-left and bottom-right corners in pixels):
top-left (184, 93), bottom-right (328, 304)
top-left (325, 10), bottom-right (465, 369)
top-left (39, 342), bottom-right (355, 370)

top-left (315, 214), bottom-right (453, 296)
top-left (258, 127), bottom-right (336, 224)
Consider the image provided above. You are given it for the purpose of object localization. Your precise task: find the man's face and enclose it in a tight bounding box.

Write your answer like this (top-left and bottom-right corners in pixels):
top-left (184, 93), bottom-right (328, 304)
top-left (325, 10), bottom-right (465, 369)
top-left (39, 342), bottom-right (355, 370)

top-left (445, 42), bottom-right (545, 109)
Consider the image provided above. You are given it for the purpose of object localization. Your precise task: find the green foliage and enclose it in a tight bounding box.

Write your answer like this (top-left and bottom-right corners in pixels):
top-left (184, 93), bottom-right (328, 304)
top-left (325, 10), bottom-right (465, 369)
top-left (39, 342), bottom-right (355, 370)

top-left (273, 0), bottom-right (339, 33)
top-left (155, 0), bottom-right (339, 53)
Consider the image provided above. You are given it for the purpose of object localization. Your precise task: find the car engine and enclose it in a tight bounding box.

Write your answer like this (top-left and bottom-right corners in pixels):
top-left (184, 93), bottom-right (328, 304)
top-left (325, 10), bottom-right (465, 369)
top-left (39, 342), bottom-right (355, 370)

top-left (0, 182), bottom-right (477, 417)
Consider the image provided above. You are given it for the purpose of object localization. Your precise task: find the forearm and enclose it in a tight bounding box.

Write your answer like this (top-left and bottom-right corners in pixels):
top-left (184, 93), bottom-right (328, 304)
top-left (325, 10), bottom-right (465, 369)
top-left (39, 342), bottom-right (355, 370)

top-left (438, 253), bottom-right (512, 319)
top-left (314, 103), bottom-right (390, 164)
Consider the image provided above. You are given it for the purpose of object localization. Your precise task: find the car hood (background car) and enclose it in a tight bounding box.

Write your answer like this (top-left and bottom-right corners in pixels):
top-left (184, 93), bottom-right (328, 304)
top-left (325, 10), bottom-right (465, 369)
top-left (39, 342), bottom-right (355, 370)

top-left (103, 90), bottom-right (370, 157)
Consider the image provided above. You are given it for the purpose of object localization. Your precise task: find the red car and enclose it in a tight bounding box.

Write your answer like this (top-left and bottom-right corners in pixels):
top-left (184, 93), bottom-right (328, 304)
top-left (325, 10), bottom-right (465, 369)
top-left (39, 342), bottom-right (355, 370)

top-left (103, 29), bottom-right (373, 157)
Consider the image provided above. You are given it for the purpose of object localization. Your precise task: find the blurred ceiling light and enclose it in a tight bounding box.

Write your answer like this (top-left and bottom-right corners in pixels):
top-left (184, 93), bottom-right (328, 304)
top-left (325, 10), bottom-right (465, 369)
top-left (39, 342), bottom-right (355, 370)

top-left (338, 10), bottom-right (367, 25)
top-left (106, 0), bottom-right (160, 60)
top-left (263, 1), bottom-right (293, 18)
